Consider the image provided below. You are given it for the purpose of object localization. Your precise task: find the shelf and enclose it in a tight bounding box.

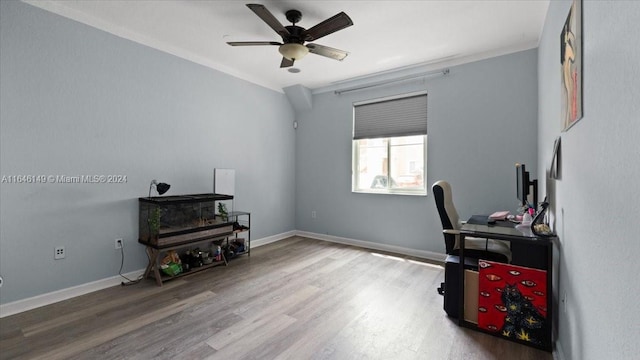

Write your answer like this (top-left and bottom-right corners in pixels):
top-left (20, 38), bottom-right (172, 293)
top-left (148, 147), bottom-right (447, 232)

top-left (226, 250), bottom-right (248, 260)
top-left (160, 260), bottom-right (226, 282)
top-left (139, 195), bottom-right (250, 285)
top-left (227, 211), bottom-right (250, 258)
top-left (139, 232), bottom-right (230, 250)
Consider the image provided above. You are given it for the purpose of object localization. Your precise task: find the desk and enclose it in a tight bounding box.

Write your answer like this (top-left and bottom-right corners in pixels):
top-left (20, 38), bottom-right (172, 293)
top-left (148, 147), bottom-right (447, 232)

top-left (459, 216), bottom-right (556, 351)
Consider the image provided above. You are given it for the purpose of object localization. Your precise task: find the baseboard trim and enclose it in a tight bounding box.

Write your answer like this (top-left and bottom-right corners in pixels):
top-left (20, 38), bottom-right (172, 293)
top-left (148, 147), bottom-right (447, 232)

top-left (0, 230), bottom-right (297, 318)
top-left (553, 340), bottom-right (565, 360)
top-left (0, 269), bottom-right (145, 318)
top-left (1, 230), bottom-right (444, 317)
top-left (251, 230), bottom-right (296, 248)
top-left (295, 231), bottom-right (447, 263)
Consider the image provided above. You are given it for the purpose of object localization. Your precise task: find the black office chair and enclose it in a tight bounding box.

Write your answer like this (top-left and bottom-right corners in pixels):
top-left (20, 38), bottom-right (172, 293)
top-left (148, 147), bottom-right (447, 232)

top-left (433, 180), bottom-right (512, 318)
top-left (432, 180), bottom-right (511, 262)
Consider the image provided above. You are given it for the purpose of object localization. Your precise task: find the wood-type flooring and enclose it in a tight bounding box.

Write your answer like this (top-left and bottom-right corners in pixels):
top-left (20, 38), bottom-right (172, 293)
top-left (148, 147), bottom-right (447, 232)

top-left (0, 236), bottom-right (552, 360)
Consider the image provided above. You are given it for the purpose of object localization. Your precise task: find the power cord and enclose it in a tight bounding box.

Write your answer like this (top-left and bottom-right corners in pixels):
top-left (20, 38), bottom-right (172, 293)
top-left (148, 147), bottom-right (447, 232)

top-left (119, 242), bottom-right (144, 286)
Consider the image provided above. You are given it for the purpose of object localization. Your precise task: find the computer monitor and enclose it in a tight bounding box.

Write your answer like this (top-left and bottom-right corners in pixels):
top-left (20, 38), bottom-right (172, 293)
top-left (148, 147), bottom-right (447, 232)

top-left (516, 163), bottom-right (529, 206)
top-left (516, 163), bottom-right (538, 208)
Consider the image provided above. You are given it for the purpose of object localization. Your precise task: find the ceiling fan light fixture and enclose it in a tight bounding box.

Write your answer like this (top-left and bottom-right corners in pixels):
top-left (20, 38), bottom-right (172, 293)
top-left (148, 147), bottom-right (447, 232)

top-left (231, 5), bottom-right (352, 68)
top-left (279, 43), bottom-right (309, 61)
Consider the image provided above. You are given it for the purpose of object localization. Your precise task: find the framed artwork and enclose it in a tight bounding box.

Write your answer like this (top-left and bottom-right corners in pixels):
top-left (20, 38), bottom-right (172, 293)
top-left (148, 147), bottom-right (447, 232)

top-left (561, 0), bottom-right (583, 131)
top-left (477, 260), bottom-right (549, 348)
top-left (550, 136), bottom-right (561, 179)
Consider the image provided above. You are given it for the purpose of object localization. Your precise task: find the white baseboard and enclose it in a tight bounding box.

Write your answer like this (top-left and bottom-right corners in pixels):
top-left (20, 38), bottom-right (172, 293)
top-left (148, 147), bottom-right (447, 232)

top-left (0, 230), bottom-right (296, 318)
top-left (251, 230), bottom-right (296, 248)
top-left (0, 230), bottom-right (445, 318)
top-left (295, 231), bottom-right (447, 263)
top-left (0, 269), bottom-right (145, 318)
top-left (553, 340), bottom-right (566, 360)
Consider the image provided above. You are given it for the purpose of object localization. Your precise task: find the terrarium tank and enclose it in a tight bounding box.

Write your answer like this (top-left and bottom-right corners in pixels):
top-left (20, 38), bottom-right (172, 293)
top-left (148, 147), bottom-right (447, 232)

top-left (139, 193), bottom-right (234, 247)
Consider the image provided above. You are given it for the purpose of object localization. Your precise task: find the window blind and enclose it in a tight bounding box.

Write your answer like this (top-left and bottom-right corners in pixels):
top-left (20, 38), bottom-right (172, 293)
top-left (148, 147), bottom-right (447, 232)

top-left (353, 94), bottom-right (427, 140)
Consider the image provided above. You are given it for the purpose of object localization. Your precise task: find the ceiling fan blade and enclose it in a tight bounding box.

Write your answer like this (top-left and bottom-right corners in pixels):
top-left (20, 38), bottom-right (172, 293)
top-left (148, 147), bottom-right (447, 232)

top-left (227, 41), bottom-right (282, 46)
top-left (280, 57), bottom-right (294, 68)
top-left (303, 12), bottom-right (353, 41)
top-left (246, 4), bottom-right (290, 38)
top-left (306, 43), bottom-right (349, 61)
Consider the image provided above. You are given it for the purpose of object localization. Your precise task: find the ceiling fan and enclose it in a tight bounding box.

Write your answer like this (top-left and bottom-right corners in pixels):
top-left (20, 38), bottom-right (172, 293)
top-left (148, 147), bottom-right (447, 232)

top-left (227, 4), bottom-right (353, 68)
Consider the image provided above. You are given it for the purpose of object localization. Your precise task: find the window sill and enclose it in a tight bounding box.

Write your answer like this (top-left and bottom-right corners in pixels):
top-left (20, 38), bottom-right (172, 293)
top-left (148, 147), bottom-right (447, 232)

top-left (352, 189), bottom-right (427, 196)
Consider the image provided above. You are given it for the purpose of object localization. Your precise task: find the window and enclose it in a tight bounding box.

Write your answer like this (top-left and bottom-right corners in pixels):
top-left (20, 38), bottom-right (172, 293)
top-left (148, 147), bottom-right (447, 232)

top-left (352, 92), bottom-right (427, 195)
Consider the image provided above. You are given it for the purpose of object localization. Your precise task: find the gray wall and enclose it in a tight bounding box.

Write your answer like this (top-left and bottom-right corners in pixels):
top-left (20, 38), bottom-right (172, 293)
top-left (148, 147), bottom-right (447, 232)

top-left (0, 1), bottom-right (296, 304)
top-left (538, 1), bottom-right (640, 359)
top-left (295, 49), bottom-right (538, 253)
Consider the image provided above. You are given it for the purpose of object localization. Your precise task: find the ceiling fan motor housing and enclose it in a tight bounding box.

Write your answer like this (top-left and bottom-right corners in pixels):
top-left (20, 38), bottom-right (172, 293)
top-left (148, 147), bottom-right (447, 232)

top-left (285, 9), bottom-right (302, 24)
top-left (280, 11), bottom-right (307, 61)
top-left (283, 25), bottom-right (306, 44)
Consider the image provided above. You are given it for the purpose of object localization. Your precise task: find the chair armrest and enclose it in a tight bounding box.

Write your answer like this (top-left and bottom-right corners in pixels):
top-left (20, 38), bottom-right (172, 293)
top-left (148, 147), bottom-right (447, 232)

top-left (443, 229), bottom-right (460, 235)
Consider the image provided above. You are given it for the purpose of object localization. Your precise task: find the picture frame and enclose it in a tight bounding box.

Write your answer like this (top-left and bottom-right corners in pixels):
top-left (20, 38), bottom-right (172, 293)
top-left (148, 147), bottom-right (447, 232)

top-left (561, 0), bottom-right (583, 131)
top-left (550, 136), bottom-right (561, 179)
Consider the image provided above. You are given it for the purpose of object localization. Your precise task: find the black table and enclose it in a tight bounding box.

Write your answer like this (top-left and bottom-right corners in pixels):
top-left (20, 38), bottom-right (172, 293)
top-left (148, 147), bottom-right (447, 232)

top-left (458, 215), bottom-right (557, 351)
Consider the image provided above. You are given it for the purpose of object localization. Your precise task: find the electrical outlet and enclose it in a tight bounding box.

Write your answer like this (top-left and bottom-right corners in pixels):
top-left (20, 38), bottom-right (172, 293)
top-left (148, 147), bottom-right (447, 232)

top-left (54, 246), bottom-right (65, 260)
top-left (311, 210), bottom-right (317, 219)
top-left (115, 238), bottom-right (123, 249)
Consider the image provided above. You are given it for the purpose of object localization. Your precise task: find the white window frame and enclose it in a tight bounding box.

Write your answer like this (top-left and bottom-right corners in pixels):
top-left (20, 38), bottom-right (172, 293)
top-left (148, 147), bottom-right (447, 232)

top-left (351, 91), bottom-right (428, 196)
top-left (352, 136), bottom-right (427, 196)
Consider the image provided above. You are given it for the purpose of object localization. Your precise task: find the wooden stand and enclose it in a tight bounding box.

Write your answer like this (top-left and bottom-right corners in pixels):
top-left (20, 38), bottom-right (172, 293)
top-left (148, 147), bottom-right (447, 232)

top-left (140, 236), bottom-right (230, 286)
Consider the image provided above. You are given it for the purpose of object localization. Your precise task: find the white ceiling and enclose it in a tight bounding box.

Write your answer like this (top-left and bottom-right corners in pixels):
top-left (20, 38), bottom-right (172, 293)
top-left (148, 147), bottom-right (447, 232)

top-left (24, 0), bottom-right (550, 92)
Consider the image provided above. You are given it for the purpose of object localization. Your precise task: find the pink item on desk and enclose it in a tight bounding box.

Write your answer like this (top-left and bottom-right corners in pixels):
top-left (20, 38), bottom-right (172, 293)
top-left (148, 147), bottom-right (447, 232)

top-left (489, 211), bottom-right (510, 220)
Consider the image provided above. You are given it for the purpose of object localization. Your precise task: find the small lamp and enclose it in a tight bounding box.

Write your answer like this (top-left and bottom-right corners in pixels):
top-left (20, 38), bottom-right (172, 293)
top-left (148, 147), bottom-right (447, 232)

top-left (149, 179), bottom-right (170, 197)
top-left (278, 43), bottom-right (309, 61)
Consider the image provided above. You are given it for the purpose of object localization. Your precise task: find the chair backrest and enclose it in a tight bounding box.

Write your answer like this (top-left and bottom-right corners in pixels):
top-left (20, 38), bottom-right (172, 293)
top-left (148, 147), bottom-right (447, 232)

top-left (432, 180), bottom-right (461, 254)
